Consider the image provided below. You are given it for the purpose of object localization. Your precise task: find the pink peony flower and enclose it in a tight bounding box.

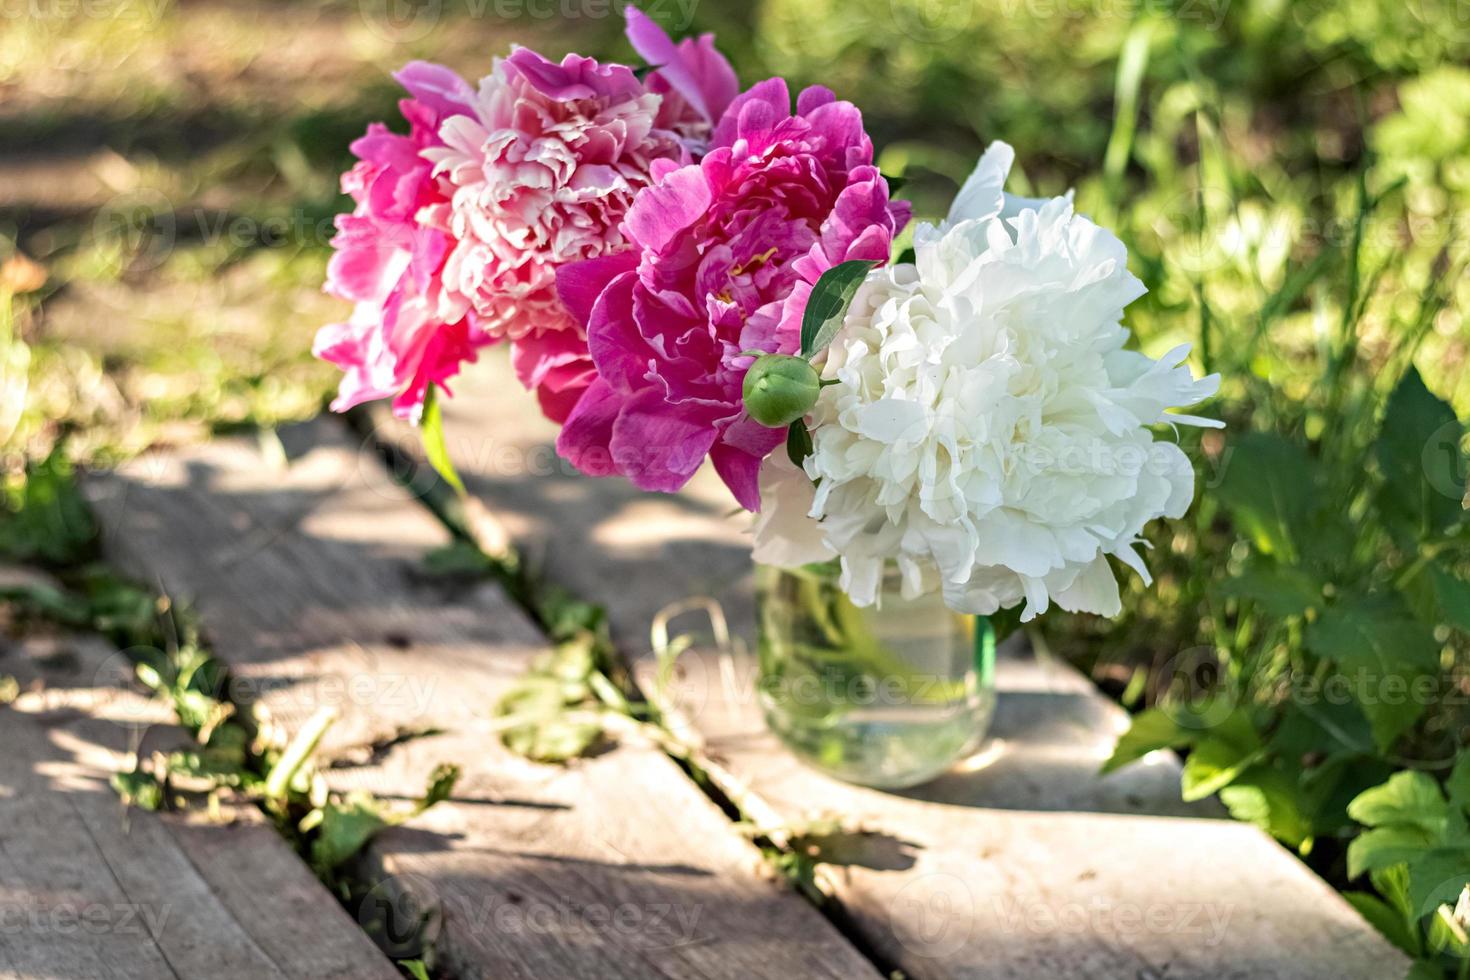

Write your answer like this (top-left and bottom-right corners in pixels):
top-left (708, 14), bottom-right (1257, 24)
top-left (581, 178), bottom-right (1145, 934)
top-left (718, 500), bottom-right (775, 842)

top-left (314, 62), bottom-right (488, 421)
top-left (420, 10), bottom-right (737, 422)
top-left (554, 78), bottom-right (910, 510)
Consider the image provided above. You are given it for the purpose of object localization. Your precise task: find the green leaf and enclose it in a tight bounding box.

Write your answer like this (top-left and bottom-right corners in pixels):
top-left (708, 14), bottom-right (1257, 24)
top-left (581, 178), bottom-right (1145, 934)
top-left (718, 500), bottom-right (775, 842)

top-left (1375, 863), bottom-right (1418, 923)
top-left (1431, 564), bottom-right (1470, 634)
top-left (422, 541), bottom-right (499, 580)
top-left (1375, 366), bottom-right (1465, 540)
top-left (110, 770), bottom-right (163, 811)
top-left (800, 259), bottom-right (878, 357)
top-left (400, 961), bottom-right (431, 980)
top-left (1272, 698), bottom-right (1376, 760)
top-left (0, 582), bottom-right (93, 627)
top-left (309, 793), bottom-right (390, 874)
top-left (1311, 609), bottom-right (1436, 741)
top-left (1298, 752), bottom-right (1394, 840)
top-left (416, 763), bottom-right (459, 815)
top-left (503, 713), bottom-right (601, 762)
top-left (786, 418), bottom-right (814, 469)
top-left (1446, 754), bottom-right (1470, 814)
top-left (1407, 850), bottom-right (1470, 919)
top-left (1183, 739), bottom-right (1265, 801)
top-left (496, 669), bottom-right (603, 763)
top-left (1343, 891), bottom-right (1421, 956)
top-left (1305, 598), bottom-right (1439, 749)
top-left (1348, 826), bottom-right (1439, 879)
top-left (1348, 771), bottom-right (1450, 833)
top-left (1100, 707), bottom-right (1194, 774)
top-left (1360, 687), bottom-right (1431, 754)
top-left (0, 447), bottom-right (97, 565)
top-left (1214, 432), bottom-right (1317, 564)
top-left (1218, 766), bottom-right (1315, 850)
top-left (1213, 560), bottom-right (1325, 617)
top-left (420, 384), bottom-right (466, 496)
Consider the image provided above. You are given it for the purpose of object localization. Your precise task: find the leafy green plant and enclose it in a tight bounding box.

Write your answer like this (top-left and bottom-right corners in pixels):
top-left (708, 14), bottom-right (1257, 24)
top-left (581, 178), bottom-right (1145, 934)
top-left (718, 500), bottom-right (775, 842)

top-left (1345, 769), bottom-right (1470, 976)
top-left (0, 447), bottom-right (96, 566)
top-left (1107, 365), bottom-right (1468, 973)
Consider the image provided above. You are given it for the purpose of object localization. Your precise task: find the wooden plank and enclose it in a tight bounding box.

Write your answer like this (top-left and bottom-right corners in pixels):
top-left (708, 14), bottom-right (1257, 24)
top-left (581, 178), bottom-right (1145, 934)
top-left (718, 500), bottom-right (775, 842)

top-left (85, 419), bottom-right (882, 980)
top-left (380, 347), bottom-right (1411, 980)
top-left (0, 625), bottom-right (400, 980)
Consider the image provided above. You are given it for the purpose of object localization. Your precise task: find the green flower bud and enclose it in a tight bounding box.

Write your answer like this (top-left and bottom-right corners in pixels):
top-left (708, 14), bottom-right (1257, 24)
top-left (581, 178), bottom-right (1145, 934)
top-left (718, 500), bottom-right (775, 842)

top-left (742, 353), bottom-right (821, 428)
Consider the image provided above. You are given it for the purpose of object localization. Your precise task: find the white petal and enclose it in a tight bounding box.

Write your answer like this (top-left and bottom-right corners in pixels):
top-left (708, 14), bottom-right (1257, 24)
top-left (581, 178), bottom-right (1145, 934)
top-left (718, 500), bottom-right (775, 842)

top-left (751, 455), bottom-right (836, 568)
top-left (947, 141), bottom-right (1014, 226)
top-left (1050, 556), bottom-right (1122, 617)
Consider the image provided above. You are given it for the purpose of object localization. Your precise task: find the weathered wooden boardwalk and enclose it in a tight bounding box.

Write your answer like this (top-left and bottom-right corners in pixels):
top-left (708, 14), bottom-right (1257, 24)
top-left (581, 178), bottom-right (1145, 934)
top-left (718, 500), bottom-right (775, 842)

top-left (0, 576), bottom-right (399, 980)
top-left (1, 347), bottom-right (1410, 979)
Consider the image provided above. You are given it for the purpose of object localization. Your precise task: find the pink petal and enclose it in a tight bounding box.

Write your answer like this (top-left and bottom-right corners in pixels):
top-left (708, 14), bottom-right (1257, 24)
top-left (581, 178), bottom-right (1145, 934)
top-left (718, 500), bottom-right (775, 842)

top-left (536, 381), bottom-right (587, 424)
top-left (610, 386), bottom-right (722, 492)
top-left (624, 6), bottom-right (737, 124)
top-left (622, 163), bottom-right (711, 253)
top-left (557, 251), bottom-right (638, 328)
top-left (586, 271), bottom-right (651, 393)
top-left (393, 61), bottom-right (475, 120)
top-left (711, 77), bottom-right (790, 149)
top-left (710, 443), bottom-right (763, 512)
top-left (557, 378), bottom-right (623, 477)
top-left (796, 85), bottom-right (836, 115)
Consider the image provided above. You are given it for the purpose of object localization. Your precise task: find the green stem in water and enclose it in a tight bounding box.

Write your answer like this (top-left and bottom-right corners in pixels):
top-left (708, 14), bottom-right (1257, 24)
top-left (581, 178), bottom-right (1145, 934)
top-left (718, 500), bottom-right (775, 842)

top-left (760, 564), bottom-right (977, 712)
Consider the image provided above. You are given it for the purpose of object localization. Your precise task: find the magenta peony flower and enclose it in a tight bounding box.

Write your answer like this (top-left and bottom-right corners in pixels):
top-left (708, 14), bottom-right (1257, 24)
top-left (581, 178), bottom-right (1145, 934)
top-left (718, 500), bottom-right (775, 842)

top-left (314, 62), bottom-right (488, 421)
top-left (554, 78), bottom-right (910, 509)
top-left (420, 10), bottom-right (737, 422)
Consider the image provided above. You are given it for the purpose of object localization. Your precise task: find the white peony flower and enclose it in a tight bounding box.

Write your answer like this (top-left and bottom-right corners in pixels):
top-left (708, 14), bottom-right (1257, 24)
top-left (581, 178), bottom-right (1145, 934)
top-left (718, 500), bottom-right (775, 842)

top-left (754, 141), bottom-right (1222, 622)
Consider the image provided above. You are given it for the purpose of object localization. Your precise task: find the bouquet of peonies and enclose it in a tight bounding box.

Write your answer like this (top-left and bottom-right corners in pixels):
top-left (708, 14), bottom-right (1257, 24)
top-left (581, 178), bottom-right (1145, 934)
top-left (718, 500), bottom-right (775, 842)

top-left (317, 8), bottom-right (1219, 627)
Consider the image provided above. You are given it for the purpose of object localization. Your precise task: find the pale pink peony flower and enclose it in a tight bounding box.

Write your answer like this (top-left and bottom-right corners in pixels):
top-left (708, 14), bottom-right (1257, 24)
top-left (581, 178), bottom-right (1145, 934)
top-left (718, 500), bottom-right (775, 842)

top-left (554, 78), bottom-right (910, 510)
top-left (420, 11), bottom-right (736, 422)
top-left (315, 62), bottom-right (490, 421)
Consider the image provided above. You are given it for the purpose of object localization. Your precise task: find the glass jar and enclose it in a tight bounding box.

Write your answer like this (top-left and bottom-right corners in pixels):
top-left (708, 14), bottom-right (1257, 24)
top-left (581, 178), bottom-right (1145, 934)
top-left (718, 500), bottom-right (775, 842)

top-left (754, 561), bottom-right (997, 789)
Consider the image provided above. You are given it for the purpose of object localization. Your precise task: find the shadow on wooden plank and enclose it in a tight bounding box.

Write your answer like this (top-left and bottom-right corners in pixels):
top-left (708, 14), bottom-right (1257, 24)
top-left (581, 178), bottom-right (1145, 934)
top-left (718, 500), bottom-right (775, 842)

top-left (0, 626), bottom-right (400, 980)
